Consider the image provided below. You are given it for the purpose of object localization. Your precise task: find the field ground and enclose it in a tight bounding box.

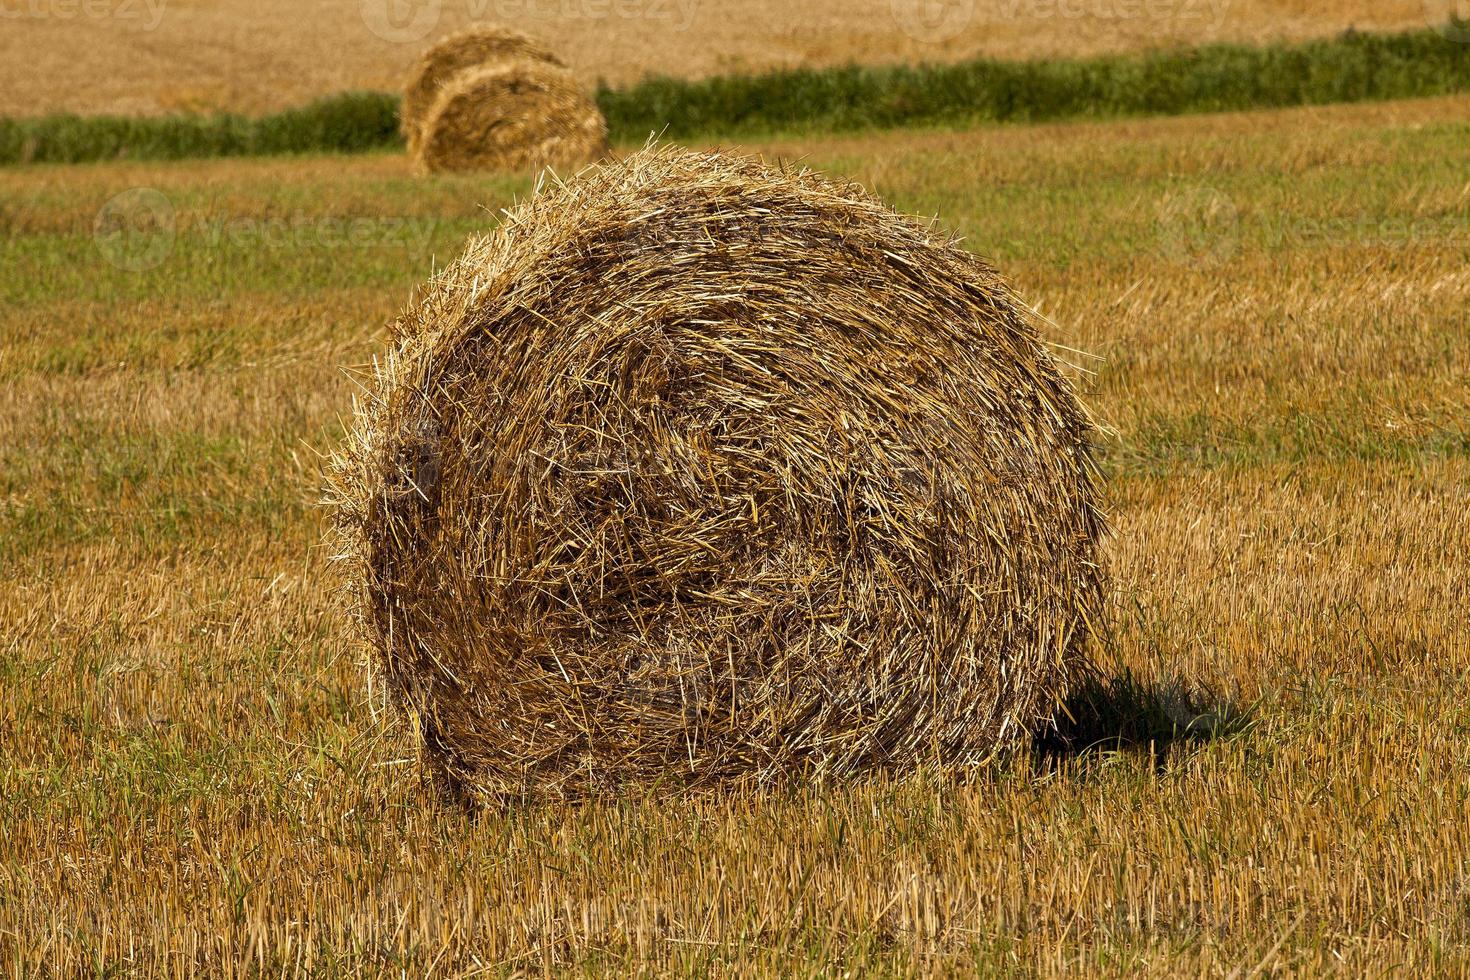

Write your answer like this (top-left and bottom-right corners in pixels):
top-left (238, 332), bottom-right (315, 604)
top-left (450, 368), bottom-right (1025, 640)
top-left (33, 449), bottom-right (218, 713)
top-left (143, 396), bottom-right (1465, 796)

top-left (0, 0), bottom-right (1447, 118)
top-left (2, 95), bottom-right (1469, 973)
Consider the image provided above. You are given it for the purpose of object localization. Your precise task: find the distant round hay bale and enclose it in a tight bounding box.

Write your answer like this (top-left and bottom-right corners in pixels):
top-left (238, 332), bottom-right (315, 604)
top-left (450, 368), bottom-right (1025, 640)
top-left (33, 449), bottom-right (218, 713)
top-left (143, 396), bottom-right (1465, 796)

top-left (329, 144), bottom-right (1106, 802)
top-left (412, 60), bottom-right (608, 175)
top-left (400, 25), bottom-right (566, 154)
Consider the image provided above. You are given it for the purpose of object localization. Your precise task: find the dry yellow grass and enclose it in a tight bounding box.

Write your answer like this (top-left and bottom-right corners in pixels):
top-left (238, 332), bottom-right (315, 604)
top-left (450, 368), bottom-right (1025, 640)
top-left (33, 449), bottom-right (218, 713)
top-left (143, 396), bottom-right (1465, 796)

top-left (1, 95), bottom-right (1468, 973)
top-left (0, 0), bottom-right (1442, 117)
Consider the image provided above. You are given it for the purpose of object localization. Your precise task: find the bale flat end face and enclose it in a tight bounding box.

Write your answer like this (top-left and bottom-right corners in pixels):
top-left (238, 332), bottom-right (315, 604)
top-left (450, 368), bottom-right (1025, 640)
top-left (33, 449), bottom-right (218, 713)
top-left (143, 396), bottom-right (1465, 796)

top-left (413, 60), bottom-right (608, 175)
top-left (399, 24), bottom-right (568, 153)
top-left (329, 145), bottom-right (1107, 803)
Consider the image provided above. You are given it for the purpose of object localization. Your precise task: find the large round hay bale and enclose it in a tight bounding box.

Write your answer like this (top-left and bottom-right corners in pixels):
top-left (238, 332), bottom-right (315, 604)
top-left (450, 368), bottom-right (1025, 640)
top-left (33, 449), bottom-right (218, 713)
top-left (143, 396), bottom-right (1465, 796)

top-left (400, 25), bottom-right (566, 154)
top-left (412, 60), bottom-right (607, 175)
top-left (330, 145), bottom-right (1106, 802)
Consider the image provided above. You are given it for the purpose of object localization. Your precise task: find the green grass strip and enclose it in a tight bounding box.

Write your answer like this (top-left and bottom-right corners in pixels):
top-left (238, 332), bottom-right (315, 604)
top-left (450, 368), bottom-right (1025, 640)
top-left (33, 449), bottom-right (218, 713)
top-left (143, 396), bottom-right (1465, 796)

top-left (0, 92), bottom-right (401, 166)
top-left (602, 25), bottom-right (1470, 136)
top-left (4, 24), bottom-right (1469, 166)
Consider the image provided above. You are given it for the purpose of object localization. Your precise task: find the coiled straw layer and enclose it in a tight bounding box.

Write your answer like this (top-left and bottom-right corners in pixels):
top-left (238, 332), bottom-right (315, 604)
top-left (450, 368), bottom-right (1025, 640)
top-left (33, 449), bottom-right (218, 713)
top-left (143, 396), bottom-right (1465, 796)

top-left (330, 144), bottom-right (1106, 802)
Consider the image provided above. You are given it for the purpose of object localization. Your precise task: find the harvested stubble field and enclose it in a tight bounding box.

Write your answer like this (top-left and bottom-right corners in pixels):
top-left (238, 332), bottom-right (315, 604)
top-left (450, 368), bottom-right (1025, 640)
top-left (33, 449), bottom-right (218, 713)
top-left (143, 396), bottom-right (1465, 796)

top-left (0, 0), bottom-right (1444, 118)
top-left (2, 95), bottom-right (1469, 974)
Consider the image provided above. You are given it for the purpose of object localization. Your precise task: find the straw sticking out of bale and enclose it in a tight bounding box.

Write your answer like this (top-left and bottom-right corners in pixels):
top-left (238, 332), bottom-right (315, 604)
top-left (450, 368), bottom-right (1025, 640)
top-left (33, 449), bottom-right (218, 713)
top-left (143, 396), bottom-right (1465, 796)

top-left (329, 144), bottom-right (1106, 803)
top-left (412, 60), bottom-right (607, 174)
top-left (400, 25), bottom-right (566, 154)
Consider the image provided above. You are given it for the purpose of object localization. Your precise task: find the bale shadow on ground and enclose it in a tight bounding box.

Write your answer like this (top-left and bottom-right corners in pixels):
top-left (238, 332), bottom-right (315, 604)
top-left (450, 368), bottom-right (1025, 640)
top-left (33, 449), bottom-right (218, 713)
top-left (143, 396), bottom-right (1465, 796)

top-left (1032, 670), bottom-right (1250, 772)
